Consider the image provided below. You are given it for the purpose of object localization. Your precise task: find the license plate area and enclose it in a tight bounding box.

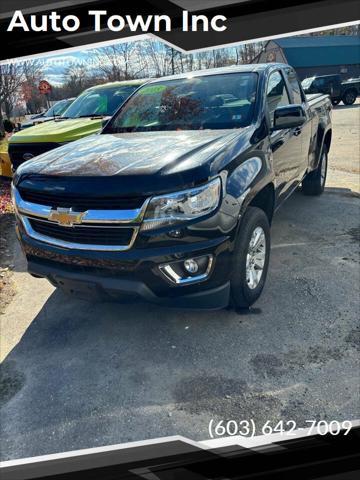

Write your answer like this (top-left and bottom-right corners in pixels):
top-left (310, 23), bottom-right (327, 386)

top-left (54, 276), bottom-right (101, 299)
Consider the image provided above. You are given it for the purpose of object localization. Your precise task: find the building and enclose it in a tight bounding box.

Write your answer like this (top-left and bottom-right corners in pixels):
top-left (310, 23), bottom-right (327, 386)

top-left (254, 35), bottom-right (360, 80)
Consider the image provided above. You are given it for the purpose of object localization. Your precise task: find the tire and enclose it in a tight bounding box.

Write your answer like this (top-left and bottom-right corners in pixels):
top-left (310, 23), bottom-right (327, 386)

top-left (302, 144), bottom-right (328, 196)
top-left (342, 89), bottom-right (357, 106)
top-left (331, 98), bottom-right (340, 106)
top-left (230, 207), bottom-right (270, 309)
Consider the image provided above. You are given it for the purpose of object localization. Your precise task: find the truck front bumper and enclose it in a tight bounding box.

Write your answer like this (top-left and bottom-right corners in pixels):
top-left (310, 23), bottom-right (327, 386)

top-left (19, 228), bottom-right (234, 310)
top-left (28, 258), bottom-right (231, 309)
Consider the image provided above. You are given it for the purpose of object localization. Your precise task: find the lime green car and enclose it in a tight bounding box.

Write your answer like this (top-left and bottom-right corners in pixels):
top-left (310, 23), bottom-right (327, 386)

top-left (9, 79), bottom-right (147, 170)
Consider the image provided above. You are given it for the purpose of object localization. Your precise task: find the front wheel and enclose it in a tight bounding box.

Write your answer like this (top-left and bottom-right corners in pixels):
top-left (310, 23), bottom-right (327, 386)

top-left (230, 207), bottom-right (270, 309)
top-left (302, 145), bottom-right (328, 196)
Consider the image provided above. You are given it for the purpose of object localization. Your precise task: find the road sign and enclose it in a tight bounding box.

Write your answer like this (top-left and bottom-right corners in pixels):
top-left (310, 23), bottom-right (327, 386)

top-left (38, 80), bottom-right (52, 95)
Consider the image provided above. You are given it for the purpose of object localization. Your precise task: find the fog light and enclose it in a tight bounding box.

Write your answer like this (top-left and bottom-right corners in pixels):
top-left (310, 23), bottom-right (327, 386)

top-left (184, 258), bottom-right (199, 274)
top-left (159, 254), bottom-right (213, 285)
top-left (168, 229), bottom-right (183, 238)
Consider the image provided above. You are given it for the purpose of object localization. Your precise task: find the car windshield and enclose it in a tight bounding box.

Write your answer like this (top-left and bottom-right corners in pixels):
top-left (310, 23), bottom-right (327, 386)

top-left (107, 73), bottom-right (258, 132)
top-left (44, 99), bottom-right (73, 117)
top-left (62, 85), bottom-right (139, 119)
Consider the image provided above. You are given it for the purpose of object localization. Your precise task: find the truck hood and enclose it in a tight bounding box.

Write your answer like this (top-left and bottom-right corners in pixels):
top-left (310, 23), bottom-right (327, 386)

top-left (10, 117), bottom-right (105, 144)
top-left (16, 128), bottom-right (252, 195)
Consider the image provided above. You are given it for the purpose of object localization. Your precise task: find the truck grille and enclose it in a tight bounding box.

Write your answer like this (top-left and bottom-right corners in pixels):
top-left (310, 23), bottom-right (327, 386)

top-left (15, 186), bottom-right (145, 251)
top-left (29, 218), bottom-right (134, 246)
top-left (9, 143), bottom-right (62, 169)
top-left (18, 188), bottom-right (146, 210)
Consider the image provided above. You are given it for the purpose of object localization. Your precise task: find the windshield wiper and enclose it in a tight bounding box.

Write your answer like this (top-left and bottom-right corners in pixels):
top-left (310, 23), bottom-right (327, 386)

top-left (77, 114), bottom-right (106, 118)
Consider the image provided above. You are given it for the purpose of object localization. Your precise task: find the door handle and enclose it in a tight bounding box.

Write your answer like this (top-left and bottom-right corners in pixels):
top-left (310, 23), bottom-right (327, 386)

top-left (294, 127), bottom-right (302, 136)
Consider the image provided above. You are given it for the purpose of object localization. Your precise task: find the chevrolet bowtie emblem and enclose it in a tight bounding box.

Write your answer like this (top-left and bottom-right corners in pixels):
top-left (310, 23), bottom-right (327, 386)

top-left (48, 208), bottom-right (85, 227)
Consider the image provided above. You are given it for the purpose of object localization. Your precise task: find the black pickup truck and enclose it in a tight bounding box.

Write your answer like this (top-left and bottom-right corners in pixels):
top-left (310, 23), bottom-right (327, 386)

top-left (301, 74), bottom-right (360, 106)
top-left (12, 63), bottom-right (332, 309)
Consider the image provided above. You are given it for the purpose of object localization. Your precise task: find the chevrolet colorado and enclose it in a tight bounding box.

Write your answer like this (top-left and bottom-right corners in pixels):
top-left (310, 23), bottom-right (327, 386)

top-left (12, 63), bottom-right (332, 309)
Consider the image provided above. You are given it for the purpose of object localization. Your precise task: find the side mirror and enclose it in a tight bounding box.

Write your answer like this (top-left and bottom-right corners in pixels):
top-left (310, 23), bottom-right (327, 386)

top-left (272, 105), bottom-right (306, 130)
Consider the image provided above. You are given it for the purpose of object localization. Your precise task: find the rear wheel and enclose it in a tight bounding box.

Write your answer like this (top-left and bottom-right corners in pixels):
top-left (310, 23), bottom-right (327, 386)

top-left (230, 207), bottom-right (270, 309)
top-left (342, 89), bottom-right (357, 105)
top-left (302, 145), bottom-right (328, 196)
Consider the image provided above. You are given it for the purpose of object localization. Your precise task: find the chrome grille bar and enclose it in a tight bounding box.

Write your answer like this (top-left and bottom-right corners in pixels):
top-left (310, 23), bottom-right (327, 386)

top-left (12, 185), bottom-right (148, 251)
top-left (13, 186), bottom-right (149, 224)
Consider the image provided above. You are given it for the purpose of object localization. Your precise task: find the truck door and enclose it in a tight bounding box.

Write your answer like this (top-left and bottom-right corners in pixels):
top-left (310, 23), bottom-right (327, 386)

top-left (284, 67), bottom-right (312, 179)
top-left (331, 77), bottom-right (342, 99)
top-left (266, 70), bottom-right (302, 202)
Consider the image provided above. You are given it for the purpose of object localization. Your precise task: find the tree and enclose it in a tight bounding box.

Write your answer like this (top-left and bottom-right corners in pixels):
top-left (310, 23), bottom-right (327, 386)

top-left (94, 43), bottom-right (145, 81)
top-left (239, 42), bottom-right (265, 64)
top-left (0, 62), bottom-right (25, 136)
top-left (141, 40), bottom-right (172, 77)
top-left (3, 92), bottom-right (17, 118)
top-left (21, 59), bottom-right (45, 114)
top-left (62, 62), bottom-right (93, 97)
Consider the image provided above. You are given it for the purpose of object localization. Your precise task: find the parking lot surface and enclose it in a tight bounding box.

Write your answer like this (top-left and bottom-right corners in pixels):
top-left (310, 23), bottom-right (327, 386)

top-left (0, 104), bottom-right (359, 460)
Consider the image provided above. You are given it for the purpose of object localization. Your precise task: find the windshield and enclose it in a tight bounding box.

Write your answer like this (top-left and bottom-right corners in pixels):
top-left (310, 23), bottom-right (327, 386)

top-left (44, 99), bottom-right (73, 117)
top-left (107, 73), bottom-right (258, 133)
top-left (62, 85), bottom-right (139, 119)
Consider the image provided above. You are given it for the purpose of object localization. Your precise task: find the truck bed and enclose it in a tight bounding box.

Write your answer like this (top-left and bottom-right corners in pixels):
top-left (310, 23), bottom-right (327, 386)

top-left (306, 93), bottom-right (330, 105)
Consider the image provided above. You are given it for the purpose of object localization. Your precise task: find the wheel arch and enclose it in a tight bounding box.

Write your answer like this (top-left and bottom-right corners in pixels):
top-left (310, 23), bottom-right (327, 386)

top-left (246, 182), bottom-right (276, 225)
top-left (323, 129), bottom-right (332, 152)
top-left (313, 126), bottom-right (332, 171)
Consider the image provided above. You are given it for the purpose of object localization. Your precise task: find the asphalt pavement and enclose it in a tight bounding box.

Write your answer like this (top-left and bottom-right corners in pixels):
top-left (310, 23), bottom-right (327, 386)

top-left (1, 187), bottom-right (359, 460)
top-left (0, 104), bottom-right (359, 461)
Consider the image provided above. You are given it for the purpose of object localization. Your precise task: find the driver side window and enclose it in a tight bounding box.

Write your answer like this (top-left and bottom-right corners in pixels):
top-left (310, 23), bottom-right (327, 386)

top-left (266, 71), bottom-right (290, 127)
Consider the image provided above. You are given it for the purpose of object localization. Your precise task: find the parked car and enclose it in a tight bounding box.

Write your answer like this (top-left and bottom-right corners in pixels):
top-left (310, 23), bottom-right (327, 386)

top-left (301, 74), bottom-right (360, 105)
top-left (20, 98), bottom-right (75, 129)
top-left (9, 79), bottom-right (147, 170)
top-left (0, 136), bottom-right (12, 177)
top-left (12, 63), bottom-right (332, 309)
top-left (0, 120), bottom-right (16, 177)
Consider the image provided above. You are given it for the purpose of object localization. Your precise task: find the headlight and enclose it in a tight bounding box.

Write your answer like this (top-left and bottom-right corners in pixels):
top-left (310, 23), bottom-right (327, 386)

top-left (141, 177), bottom-right (221, 231)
